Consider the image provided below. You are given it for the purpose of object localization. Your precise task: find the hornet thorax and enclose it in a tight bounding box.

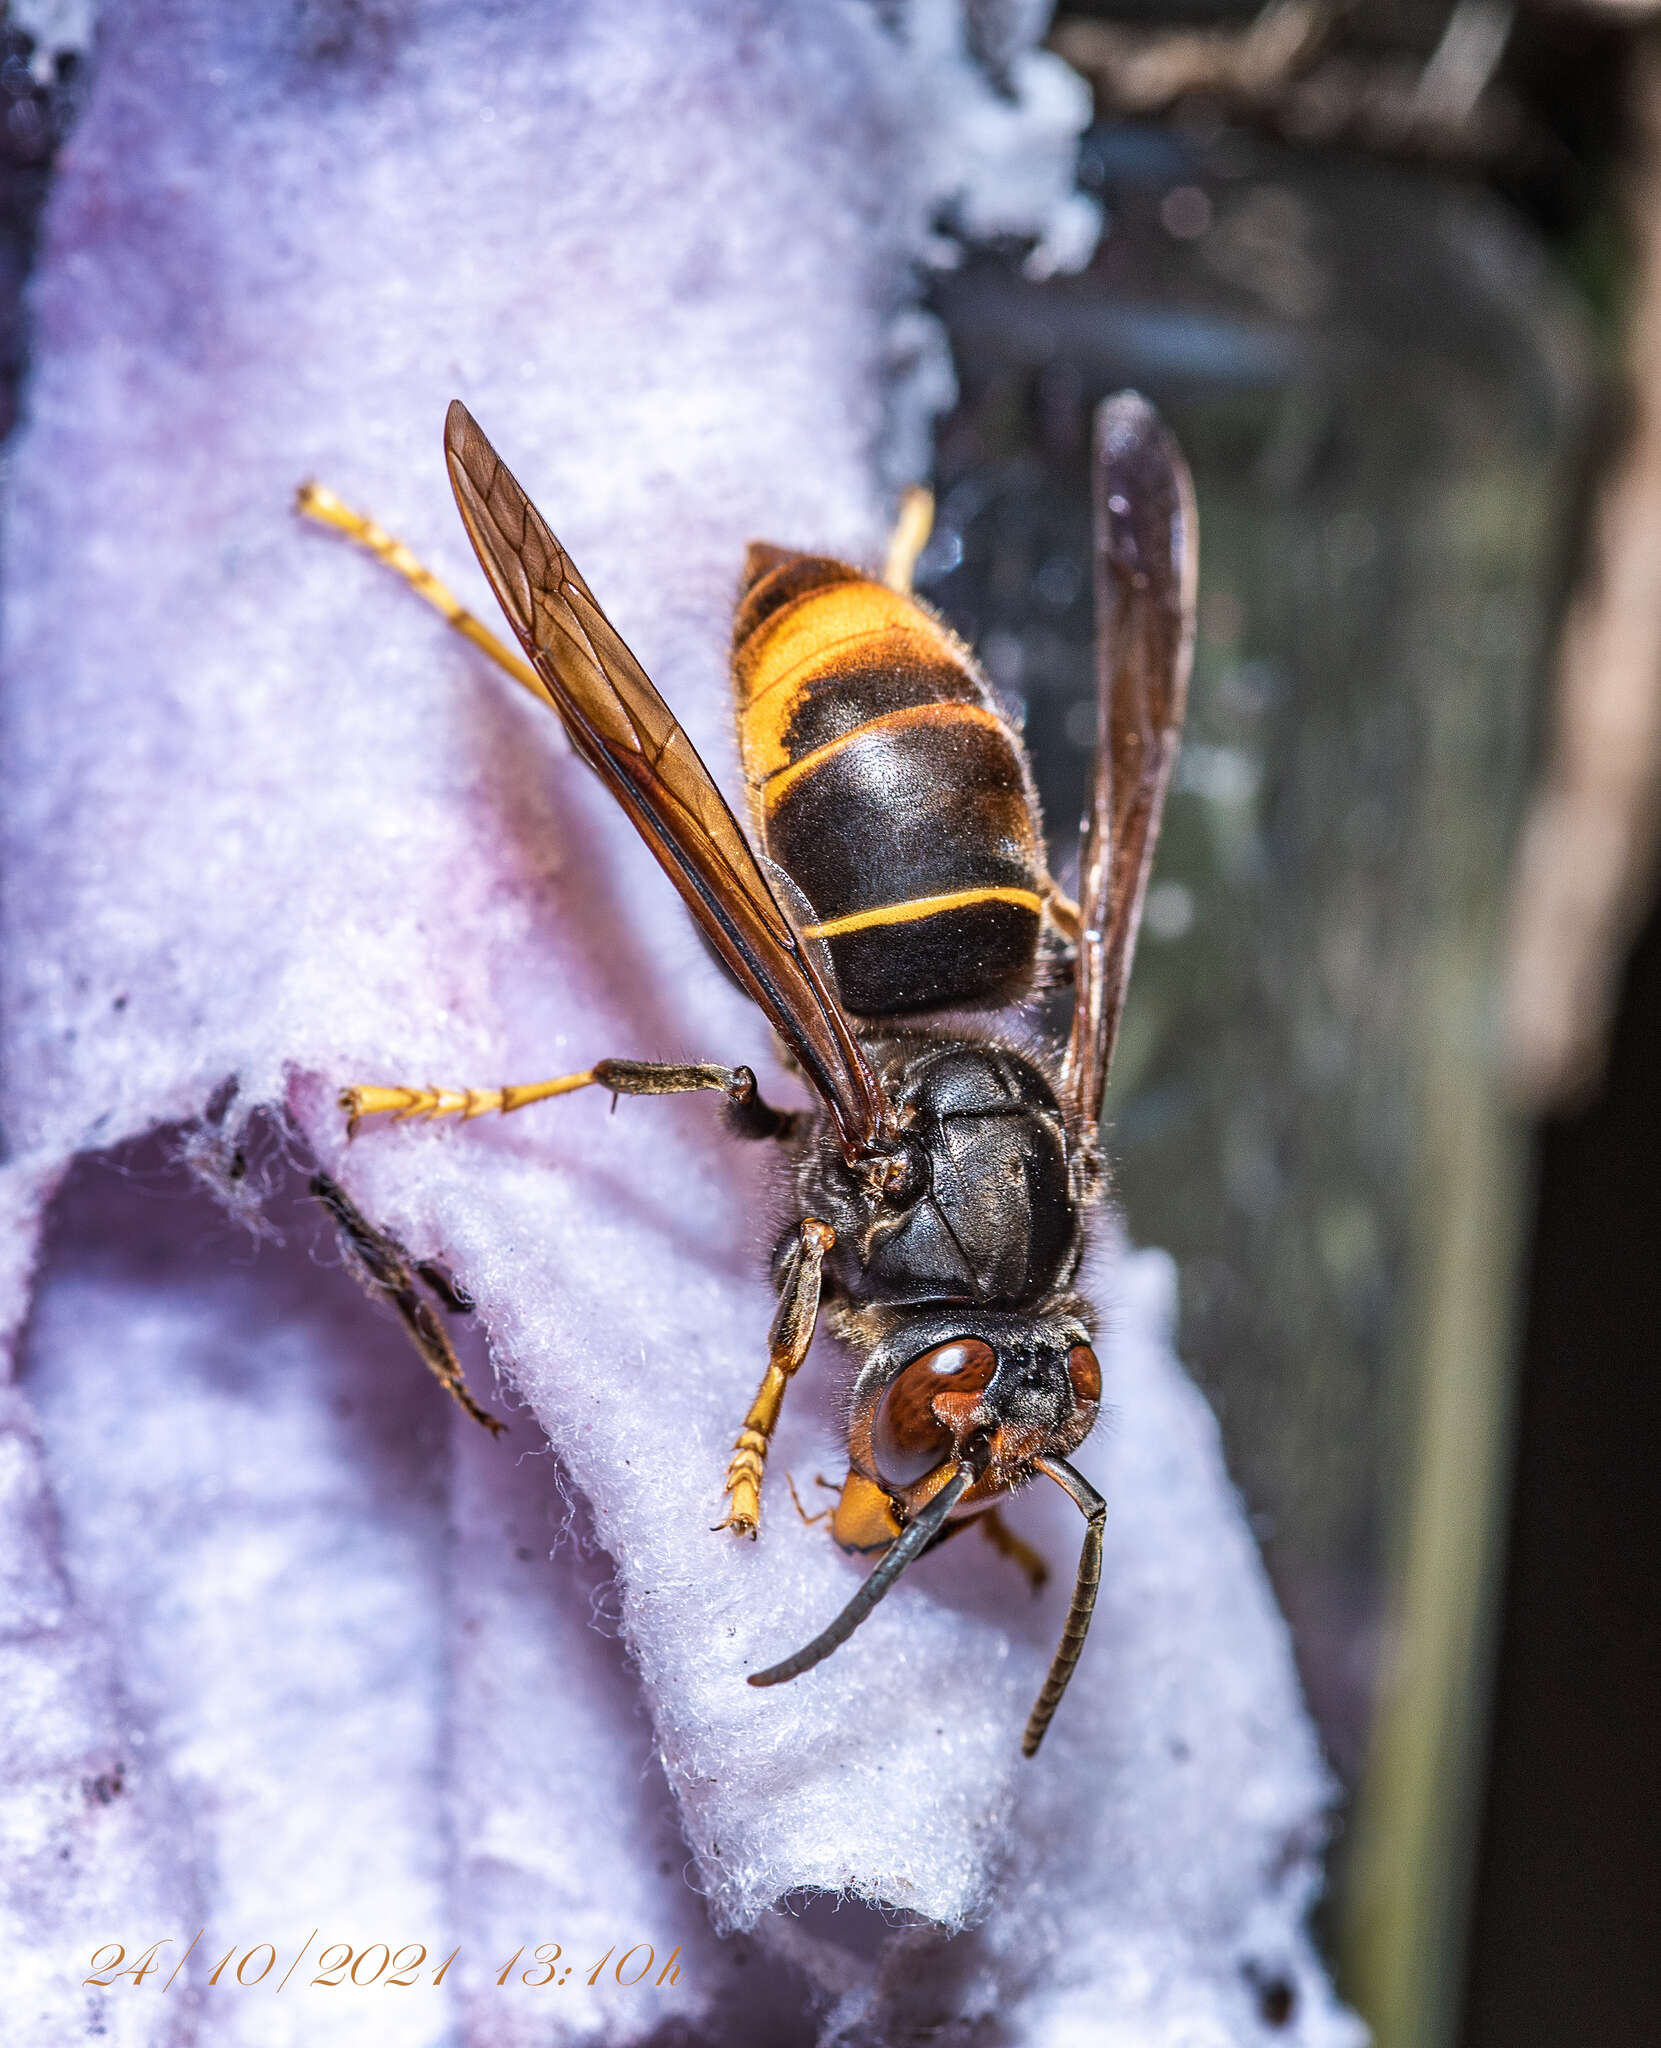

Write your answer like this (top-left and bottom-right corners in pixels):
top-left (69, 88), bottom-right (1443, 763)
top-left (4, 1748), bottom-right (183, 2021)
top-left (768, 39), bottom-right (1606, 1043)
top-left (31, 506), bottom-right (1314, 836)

top-left (796, 1037), bottom-right (1082, 1313)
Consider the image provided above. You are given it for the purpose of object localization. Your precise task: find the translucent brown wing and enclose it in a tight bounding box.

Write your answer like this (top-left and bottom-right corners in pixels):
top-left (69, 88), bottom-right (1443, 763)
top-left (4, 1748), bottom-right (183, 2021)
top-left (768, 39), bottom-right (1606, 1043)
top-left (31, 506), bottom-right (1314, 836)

top-left (1061, 392), bottom-right (1197, 1145)
top-left (443, 401), bottom-right (894, 1161)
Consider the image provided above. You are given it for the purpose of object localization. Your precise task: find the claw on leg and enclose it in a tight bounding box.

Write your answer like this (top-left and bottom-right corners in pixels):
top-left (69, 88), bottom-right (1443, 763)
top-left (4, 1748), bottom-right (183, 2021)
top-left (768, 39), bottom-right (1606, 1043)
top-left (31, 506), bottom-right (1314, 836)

top-left (714, 1218), bottom-right (834, 1539)
top-left (716, 1423), bottom-right (772, 1540)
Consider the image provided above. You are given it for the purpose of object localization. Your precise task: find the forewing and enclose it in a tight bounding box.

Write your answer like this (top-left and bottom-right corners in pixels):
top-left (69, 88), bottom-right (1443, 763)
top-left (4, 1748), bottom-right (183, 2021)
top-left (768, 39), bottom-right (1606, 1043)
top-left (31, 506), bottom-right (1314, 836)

top-left (443, 401), bottom-right (892, 1159)
top-left (1061, 392), bottom-right (1197, 1143)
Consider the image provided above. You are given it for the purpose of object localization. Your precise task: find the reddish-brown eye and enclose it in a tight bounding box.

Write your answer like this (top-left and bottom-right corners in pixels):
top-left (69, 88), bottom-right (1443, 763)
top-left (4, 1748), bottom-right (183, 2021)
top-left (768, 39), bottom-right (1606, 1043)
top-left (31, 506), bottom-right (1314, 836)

top-left (872, 1338), bottom-right (997, 1488)
top-left (1068, 1343), bottom-right (1102, 1406)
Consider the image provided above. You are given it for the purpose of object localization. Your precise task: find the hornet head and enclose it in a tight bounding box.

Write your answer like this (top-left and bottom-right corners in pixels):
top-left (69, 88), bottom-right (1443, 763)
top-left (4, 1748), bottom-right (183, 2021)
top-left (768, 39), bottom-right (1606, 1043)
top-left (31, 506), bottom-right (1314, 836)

top-left (749, 1307), bottom-right (1107, 1755)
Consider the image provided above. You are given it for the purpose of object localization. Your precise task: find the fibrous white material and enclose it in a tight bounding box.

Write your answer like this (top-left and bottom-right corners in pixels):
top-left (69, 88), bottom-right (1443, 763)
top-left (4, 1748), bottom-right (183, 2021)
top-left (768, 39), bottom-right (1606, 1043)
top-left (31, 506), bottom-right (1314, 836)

top-left (903, 0), bottom-right (1105, 276)
top-left (8, 0), bottom-right (99, 83)
top-left (0, 2), bottom-right (1358, 2042)
top-left (15, 1145), bottom-right (755, 2046)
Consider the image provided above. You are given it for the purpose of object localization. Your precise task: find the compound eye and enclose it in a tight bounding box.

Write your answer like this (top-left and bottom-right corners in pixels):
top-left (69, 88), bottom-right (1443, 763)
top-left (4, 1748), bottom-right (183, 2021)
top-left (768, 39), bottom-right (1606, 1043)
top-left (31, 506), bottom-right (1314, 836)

top-left (1068, 1343), bottom-right (1102, 1406)
top-left (872, 1338), bottom-right (997, 1489)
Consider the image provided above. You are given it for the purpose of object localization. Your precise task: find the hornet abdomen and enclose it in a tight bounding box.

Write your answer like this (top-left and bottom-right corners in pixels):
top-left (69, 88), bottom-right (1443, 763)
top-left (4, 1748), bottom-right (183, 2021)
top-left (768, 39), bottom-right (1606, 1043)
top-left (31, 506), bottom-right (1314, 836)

top-left (731, 549), bottom-right (1044, 1017)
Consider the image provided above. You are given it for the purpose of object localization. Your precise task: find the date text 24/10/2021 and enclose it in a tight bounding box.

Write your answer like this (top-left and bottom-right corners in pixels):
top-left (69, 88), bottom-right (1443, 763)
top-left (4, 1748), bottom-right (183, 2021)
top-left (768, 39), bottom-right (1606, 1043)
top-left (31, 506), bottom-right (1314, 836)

top-left (82, 1936), bottom-right (683, 1993)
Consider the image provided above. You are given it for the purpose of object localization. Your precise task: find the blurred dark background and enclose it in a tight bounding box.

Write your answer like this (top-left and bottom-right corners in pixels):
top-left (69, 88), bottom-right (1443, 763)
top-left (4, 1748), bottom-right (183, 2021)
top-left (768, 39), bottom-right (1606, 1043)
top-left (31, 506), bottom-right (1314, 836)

top-left (973, 8), bottom-right (1660, 2043)
top-left (3, 6), bottom-right (1655, 2045)
top-left (1465, 846), bottom-right (1661, 2047)
top-left (1053, 12), bottom-right (1661, 2047)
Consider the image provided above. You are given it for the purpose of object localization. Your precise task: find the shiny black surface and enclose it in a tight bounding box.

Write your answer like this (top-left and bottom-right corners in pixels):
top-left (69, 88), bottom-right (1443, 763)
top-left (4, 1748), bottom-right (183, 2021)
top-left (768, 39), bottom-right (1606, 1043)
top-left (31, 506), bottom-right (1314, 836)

top-left (811, 1039), bottom-right (1077, 1311)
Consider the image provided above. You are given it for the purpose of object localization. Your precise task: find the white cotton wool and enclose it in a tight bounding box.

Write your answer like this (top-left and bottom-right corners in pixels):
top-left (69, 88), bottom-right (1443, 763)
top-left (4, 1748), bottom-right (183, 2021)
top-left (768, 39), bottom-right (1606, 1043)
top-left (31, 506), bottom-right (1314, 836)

top-left (0, 1), bottom-right (1360, 2042)
top-left (17, 1145), bottom-right (759, 2047)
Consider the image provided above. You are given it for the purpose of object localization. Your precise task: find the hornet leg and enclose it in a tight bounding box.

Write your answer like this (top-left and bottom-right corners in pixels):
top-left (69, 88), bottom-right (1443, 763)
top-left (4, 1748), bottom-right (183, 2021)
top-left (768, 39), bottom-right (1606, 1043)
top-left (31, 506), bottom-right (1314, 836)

top-left (912, 1502), bottom-right (1048, 1591)
top-left (978, 1504), bottom-right (1049, 1592)
top-left (882, 485), bottom-right (935, 595)
top-left (1040, 878), bottom-right (1082, 946)
top-left (785, 1471), bottom-right (837, 1528)
top-left (311, 1172), bottom-right (505, 1436)
top-left (296, 480), bottom-right (549, 707)
top-left (342, 1059), bottom-right (800, 1143)
top-left (715, 1218), bottom-right (835, 1539)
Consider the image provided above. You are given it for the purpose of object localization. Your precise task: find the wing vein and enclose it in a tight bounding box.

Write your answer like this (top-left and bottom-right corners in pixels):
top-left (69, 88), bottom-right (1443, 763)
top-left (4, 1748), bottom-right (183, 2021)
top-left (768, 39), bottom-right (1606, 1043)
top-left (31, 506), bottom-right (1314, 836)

top-left (441, 401), bottom-right (893, 1160)
top-left (1061, 393), bottom-right (1197, 1146)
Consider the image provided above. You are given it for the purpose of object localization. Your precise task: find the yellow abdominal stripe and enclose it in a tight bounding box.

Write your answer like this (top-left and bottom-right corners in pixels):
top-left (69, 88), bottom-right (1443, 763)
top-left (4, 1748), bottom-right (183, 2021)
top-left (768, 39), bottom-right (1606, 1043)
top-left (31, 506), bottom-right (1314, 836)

top-left (737, 582), bottom-right (952, 782)
top-left (802, 885), bottom-right (1043, 940)
top-left (738, 581), bottom-right (935, 706)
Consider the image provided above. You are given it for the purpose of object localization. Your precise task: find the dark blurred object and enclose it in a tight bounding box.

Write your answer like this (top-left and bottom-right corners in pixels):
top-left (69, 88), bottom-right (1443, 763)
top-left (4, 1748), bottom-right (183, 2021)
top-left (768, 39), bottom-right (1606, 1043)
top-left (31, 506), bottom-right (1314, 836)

top-left (0, 14), bottom-right (81, 441)
top-left (1051, 7), bottom-right (1661, 1123)
top-left (1504, 32), bottom-right (1661, 1109)
top-left (1054, 0), bottom-right (1532, 169)
top-left (922, 105), bottom-right (1601, 2048)
top-left (1461, 888), bottom-right (1661, 2048)
top-left (1052, 0), bottom-right (1633, 220)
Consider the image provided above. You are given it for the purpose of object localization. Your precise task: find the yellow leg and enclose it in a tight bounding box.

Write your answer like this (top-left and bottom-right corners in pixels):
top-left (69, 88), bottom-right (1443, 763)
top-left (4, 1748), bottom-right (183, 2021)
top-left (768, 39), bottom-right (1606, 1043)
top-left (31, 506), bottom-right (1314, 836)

top-left (341, 1058), bottom-right (778, 1137)
top-left (295, 479), bottom-right (548, 706)
top-left (342, 1071), bottom-right (600, 1133)
top-left (785, 1471), bottom-right (837, 1528)
top-left (882, 485), bottom-right (935, 595)
top-left (979, 1504), bottom-right (1049, 1592)
top-left (1041, 877), bottom-right (1082, 945)
top-left (716, 1218), bottom-right (835, 1538)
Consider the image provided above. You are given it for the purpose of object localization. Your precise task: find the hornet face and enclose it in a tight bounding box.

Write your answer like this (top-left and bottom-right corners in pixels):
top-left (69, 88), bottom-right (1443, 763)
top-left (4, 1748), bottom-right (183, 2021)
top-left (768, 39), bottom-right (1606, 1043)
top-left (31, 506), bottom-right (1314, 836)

top-left (833, 1318), bottom-right (1103, 1548)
